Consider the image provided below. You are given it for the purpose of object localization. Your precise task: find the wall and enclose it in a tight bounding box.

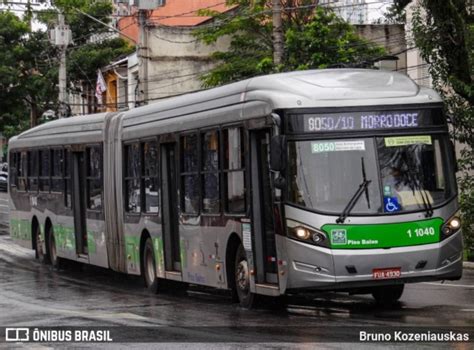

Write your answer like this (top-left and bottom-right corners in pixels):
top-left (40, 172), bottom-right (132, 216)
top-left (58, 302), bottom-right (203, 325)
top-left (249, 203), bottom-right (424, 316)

top-left (138, 25), bottom-right (230, 104)
top-left (356, 24), bottom-right (407, 72)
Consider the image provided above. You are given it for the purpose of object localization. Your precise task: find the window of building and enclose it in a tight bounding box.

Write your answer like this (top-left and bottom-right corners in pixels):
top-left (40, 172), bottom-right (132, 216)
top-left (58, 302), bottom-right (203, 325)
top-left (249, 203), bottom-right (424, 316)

top-left (223, 127), bottom-right (246, 213)
top-left (143, 141), bottom-right (159, 213)
top-left (86, 146), bottom-right (102, 211)
top-left (39, 149), bottom-right (51, 192)
top-left (180, 134), bottom-right (199, 214)
top-left (28, 150), bottom-right (39, 192)
top-left (51, 149), bottom-right (64, 193)
top-left (201, 130), bottom-right (220, 214)
top-left (125, 143), bottom-right (141, 213)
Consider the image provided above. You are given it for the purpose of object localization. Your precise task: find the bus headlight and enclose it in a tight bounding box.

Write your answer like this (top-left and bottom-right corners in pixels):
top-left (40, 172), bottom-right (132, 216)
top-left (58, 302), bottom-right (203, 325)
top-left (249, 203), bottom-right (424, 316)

top-left (441, 214), bottom-right (461, 240)
top-left (287, 221), bottom-right (329, 248)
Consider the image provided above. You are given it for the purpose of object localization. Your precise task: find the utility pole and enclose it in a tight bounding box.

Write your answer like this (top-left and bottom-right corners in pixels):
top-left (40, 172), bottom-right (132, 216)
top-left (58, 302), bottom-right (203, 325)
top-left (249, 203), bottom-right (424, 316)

top-left (272, 0), bottom-right (284, 66)
top-left (51, 13), bottom-right (71, 118)
top-left (138, 9), bottom-right (149, 106)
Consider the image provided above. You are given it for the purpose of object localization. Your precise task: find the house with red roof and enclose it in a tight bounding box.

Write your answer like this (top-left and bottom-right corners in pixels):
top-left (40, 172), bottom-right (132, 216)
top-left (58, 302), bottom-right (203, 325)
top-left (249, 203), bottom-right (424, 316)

top-left (108, 0), bottom-right (236, 110)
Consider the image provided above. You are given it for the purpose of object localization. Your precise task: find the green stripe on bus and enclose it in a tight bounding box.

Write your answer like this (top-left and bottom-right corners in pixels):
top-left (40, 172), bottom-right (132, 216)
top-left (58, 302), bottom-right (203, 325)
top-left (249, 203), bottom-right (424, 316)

top-left (54, 225), bottom-right (76, 251)
top-left (125, 236), bottom-right (140, 266)
top-left (10, 219), bottom-right (31, 241)
top-left (322, 218), bottom-right (443, 249)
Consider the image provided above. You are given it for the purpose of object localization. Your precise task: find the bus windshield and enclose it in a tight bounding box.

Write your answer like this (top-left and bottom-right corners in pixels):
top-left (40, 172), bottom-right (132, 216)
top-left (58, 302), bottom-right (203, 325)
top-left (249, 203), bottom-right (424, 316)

top-left (288, 135), bottom-right (455, 215)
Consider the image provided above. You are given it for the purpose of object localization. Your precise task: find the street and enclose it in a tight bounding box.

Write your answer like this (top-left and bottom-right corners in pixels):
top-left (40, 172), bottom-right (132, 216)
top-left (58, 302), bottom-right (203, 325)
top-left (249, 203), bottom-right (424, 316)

top-left (0, 192), bottom-right (473, 348)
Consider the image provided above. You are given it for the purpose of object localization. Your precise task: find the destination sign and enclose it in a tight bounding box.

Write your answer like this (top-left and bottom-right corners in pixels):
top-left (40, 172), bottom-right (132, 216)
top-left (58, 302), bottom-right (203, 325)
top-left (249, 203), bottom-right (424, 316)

top-left (286, 108), bottom-right (444, 133)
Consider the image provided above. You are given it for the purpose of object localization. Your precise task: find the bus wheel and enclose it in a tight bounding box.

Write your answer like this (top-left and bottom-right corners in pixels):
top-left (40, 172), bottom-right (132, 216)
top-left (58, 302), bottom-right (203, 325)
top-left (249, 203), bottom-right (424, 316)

top-left (372, 284), bottom-right (404, 305)
top-left (143, 237), bottom-right (159, 293)
top-left (235, 244), bottom-right (257, 308)
top-left (48, 227), bottom-right (61, 269)
top-left (35, 225), bottom-right (49, 264)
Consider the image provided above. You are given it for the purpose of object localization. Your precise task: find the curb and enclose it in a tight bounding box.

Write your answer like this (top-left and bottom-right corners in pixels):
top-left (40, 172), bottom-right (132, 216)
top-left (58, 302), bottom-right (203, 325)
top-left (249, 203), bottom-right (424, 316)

top-left (463, 261), bottom-right (474, 270)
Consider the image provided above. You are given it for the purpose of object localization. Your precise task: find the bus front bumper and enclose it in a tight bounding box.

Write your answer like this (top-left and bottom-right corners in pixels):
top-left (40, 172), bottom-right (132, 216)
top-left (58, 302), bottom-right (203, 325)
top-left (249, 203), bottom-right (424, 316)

top-left (285, 231), bottom-right (463, 291)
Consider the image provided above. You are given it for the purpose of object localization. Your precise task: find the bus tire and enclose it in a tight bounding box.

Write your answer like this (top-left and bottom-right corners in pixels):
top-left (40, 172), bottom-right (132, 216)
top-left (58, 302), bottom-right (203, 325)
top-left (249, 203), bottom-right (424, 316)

top-left (235, 244), bottom-right (257, 308)
top-left (372, 284), bottom-right (404, 305)
top-left (47, 226), bottom-right (61, 269)
top-left (35, 224), bottom-right (49, 264)
top-left (142, 237), bottom-right (159, 294)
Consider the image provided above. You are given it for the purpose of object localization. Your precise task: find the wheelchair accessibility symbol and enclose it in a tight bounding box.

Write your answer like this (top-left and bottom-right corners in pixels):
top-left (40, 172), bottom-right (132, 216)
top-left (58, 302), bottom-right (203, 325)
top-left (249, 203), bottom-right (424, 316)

top-left (384, 196), bottom-right (401, 213)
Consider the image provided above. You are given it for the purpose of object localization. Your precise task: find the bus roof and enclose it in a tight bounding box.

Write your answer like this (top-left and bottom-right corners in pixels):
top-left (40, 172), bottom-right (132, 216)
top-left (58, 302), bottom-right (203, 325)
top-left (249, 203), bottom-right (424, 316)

top-left (9, 69), bottom-right (442, 148)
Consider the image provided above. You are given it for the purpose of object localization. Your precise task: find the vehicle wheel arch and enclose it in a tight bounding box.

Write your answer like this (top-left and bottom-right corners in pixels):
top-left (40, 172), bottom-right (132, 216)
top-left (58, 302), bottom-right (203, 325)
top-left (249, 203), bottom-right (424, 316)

top-left (44, 217), bottom-right (53, 257)
top-left (225, 233), bottom-right (242, 296)
top-left (139, 229), bottom-right (152, 276)
top-left (31, 216), bottom-right (40, 252)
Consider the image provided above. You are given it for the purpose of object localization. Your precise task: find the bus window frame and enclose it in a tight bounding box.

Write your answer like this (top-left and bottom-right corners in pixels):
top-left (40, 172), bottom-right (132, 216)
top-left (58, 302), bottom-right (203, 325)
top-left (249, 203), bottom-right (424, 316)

top-left (222, 125), bottom-right (247, 217)
top-left (200, 127), bottom-right (222, 217)
top-left (85, 144), bottom-right (104, 213)
top-left (16, 150), bottom-right (28, 192)
top-left (38, 148), bottom-right (51, 193)
top-left (63, 147), bottom-right (72, 209)
top-left (123, 140), bottom-right (142, 216)
top-left (27, 149), bottom-right (39, 193)
top-left (8, 151), bottom-right (17, 191)
top-left (141, 137), bottom-right (160, 216)
top-left (284, 129), bottom-right (457, 218)
top-left (50, 147), bottom-right (64, 195)
top-left (179, 131), bottom-right (201, 217)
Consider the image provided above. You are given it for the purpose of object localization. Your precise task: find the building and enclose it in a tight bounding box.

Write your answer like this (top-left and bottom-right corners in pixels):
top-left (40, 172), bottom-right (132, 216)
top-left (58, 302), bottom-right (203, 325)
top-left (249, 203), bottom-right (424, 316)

top-left (115, 0), bottom-right (234, 108)
top-left (321, 0), bottom-right (393, 24)
top-left (404, 1), bottom-right (431, 88)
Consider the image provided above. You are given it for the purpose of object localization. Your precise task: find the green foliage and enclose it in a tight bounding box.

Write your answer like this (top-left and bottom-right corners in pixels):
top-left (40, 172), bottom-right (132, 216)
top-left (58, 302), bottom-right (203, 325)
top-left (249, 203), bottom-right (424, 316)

top-left (412, 0), bottom-right (474, 255)
top-left (38, 0), bottom-right (134, 94)
top-left (0, 12), bottom-right (57, 139)
top-left (38, 0), bottom-right (114, 46)
top-left (195, 2), bottom-right (385, 87)
top-left (0, 0), bottom-right (134, 141)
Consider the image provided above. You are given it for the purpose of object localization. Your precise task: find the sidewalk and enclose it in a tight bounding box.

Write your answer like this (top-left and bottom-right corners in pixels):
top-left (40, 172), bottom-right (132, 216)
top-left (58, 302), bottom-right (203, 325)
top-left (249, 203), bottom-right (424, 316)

top-left (464, 261), bottom-right (474, 269)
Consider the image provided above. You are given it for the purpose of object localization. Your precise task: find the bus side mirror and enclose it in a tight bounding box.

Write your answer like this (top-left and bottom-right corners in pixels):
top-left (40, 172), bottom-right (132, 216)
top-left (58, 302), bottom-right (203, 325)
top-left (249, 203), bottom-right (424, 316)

top-left (270, 135), bottom-right (287, 172)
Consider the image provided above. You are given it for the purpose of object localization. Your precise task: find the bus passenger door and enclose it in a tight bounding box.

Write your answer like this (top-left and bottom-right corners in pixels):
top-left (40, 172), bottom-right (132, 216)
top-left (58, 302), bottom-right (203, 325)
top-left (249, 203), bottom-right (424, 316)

top-left (161, 143), bottom-right (181, 272)
top-left (72, 151), bottom-right (88, 256)
top-left (250, 129), bottom-right (278, 285)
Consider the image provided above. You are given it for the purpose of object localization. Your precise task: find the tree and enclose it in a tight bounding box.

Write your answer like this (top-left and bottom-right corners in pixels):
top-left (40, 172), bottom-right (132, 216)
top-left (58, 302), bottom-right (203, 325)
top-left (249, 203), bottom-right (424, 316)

top-left (195, 1), bottom-right (385, 87)
top-left (38, 0), bottom-right (134, 109)
top-left (0, 12), bottom-right (58, 139)
top-left (409, 0), bottom-right (473, 257)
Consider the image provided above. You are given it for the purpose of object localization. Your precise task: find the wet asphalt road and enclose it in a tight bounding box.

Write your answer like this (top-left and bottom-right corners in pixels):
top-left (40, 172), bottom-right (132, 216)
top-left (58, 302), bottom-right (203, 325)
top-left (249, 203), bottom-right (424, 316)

top-left (0, 192), bottom-right (473, 349)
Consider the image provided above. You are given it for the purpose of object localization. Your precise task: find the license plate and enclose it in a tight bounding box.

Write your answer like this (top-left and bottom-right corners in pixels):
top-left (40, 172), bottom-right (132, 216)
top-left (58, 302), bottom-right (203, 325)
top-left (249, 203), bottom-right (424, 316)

top-left (372, 267), bottom-right (401, 280)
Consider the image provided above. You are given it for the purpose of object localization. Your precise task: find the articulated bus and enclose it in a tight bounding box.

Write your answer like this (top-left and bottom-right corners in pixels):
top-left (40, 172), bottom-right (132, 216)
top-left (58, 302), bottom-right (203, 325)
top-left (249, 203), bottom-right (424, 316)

top-left (8, 69), bottom-right (462, 307)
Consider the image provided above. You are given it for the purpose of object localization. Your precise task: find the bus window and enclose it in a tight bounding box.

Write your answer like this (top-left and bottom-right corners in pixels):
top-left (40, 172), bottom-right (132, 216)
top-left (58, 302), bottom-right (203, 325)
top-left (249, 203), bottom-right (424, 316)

top-left (39, 149), bottom-right (51, 192)
top-left (51, 149), bottom-right (64, 193)
top-left (28, 150), bottom-right (39, 192)
top-left (124, 143), bottom-right (141, 213)
top-left (64, 149), bottom-right (72, 208)
top-left (223, 127), bottom-right (246, 214)
top-left (201, 130), bottom-right (220, 214)
top-left (86, 146), bottom-right (102, 211)
top-left (180, 134), bottom-right (199, 214)
top-left (143, 141), bottom-right (159, 214)
top-left (18, 152), bottom-right (27, 191)
top-left (9, 152), bottom-right (17, 189)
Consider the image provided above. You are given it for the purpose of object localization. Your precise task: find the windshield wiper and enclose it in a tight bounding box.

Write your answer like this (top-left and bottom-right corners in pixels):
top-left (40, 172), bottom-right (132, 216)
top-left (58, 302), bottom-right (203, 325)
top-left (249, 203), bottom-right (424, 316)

top-left (407, 169), bottom-right (434, 218)
top-left (336, 157), bottom-right (371, 224)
